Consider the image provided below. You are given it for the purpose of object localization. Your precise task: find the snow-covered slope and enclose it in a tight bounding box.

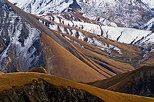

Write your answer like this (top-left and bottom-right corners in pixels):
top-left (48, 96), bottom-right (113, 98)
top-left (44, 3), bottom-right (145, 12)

top-left (77, 0), bottom-right (153, 28)
top-left (82, 13), bottom-right (118, 27)
top-left (141, 17), bottom-right (154, 31)
top-left (41, 13), bottom-right (118, 28)
top-left (7, 0), bottom-right (154, 57)
top-left (0, 0), bottom-right (44, 72)
top-left (1, 0), bottom-right (137, 80)
top-left (40, 14), bottom-right (154, 46)
top-left (9, 0), bottom-right (153, 28)
top-left (1, 0), bottom-right (154, 81)
top-left (10, 0), bottom-right (80, 15)
top-left (35, 14), bottom-right (154, 67)
top-left (142, 0), bottom-right (154, 8)
top-left (8, 0), bottom-right (29, 6)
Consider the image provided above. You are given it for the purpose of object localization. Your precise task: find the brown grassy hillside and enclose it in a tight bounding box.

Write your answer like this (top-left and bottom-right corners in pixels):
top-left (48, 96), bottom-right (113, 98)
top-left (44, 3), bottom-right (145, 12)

top-left (41, 33), bottom-right (104, 82)
top-left (0, 72), bottom-right (154, 102)
top-left (4, 0), bottom-right (136, 82)
top-left (88, 66), bottom-right (154, 97)
top-left (38, 15), bottom-right (136, 81)
top-left (3, 0), bottom-right (154, 84)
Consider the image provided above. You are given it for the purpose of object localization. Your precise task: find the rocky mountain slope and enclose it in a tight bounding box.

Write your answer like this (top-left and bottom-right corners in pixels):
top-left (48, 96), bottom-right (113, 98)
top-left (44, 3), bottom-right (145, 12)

top-left (0, 0), bottom-right (44, 72)
top-left (0, 0), bottom-right (154, 83)
top-left (1, 0), bottom-right (154, 101)
top-left (9, 0), bottom-right (154, 28)
top-left (0, 72), bottom-right (154, 102)
top-left (141, 17), bottom-right (154, 31)
top-left (37, 13), bottom-right (154, 68)
top-left (10, 0), bottom-right (81, 14)
top-left (142, 0), bottom-right (154, 9)
top-left (88, 66), bottom-right (154, 97)
top-left (2, 0), bottom-right (109, 82)
top-left (39, 13), bottom-right (154, 45)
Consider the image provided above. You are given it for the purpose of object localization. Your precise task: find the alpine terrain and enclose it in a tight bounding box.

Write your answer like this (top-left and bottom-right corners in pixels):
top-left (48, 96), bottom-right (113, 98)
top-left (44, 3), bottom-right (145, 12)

top-left (0, 0), bottom-right (153, 101)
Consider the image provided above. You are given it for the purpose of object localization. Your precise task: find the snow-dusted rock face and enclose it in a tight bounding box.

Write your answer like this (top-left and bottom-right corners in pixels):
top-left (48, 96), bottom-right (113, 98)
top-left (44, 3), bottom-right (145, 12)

top-left (36, 14), bottom-right (154, 62)
top-left (0, 0), bottom-right (44, 72)
top-left (77, 0), bottom-right (153, 28)
top-left (6, 0), bottom-right (154, 58)
top-left (141, 17), bottom-right (154, 31)
top-left (36, 13), bottom-right (154, 64)
top-left (142, 0), bottom-right (154, 9)
top-left (1, 0), bottom-right (154, 80)
top-left (9, 0), bottom-right (153, 28)
top-left (12, 0), bottom-right (81, 15)
top-left (40, 14), bottom-right (154, 46)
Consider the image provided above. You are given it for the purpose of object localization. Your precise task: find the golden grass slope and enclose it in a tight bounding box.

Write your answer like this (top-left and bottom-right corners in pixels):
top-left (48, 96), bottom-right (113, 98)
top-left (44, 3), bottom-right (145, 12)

top-left (0, 72), bottom-right (154, 102)
top-left (41, 34), bottom-right (104, 82)
top-left (39, 16), bottom-right (136, 81)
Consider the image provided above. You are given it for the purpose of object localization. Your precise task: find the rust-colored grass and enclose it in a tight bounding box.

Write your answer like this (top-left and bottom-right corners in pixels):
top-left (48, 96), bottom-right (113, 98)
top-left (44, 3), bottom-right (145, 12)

top-left (0, 72), bottom-right (154, 102)
top-left (41, 33), bottom-right (104, 82)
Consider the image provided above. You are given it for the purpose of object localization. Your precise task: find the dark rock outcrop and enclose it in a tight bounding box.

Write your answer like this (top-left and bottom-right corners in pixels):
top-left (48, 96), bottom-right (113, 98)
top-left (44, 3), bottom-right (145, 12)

top-left (122, 66), bottom-right (154, 97)
top-left (88, 66), bottom-right (154, 97)
top-left (0, 79), bottom-right (102, 102)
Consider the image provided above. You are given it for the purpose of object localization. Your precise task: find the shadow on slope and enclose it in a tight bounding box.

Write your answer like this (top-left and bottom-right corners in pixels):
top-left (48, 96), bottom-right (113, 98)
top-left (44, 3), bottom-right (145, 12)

top-left (88, 66), bottom-right (154, 97)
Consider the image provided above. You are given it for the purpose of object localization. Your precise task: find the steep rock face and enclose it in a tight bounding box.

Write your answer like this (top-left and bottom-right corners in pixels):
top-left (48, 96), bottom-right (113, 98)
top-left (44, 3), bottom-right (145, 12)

top-left (141, 17), bottom-right (154, 31)
top-left (15, 0), bottom-right (81, 15)
top-left (121, 66), bottom-right (154, 97)
top-left (0, 80), bottom-right (102, 102)
top-left (9, 0), bottom-right (153, 28)
top-left (0, 0), bottom-right (44, 72)
top-left (77, 0), bottom-right (153, 28)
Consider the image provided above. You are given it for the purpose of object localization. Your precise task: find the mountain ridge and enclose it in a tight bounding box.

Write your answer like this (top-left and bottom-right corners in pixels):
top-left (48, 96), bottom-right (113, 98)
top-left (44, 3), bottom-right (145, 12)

top-left (9, 0), bottom-right (154, 28)
top-left (0, 72), bottom-right (154, 102)
top-left (88, 66), bottom-right (154, 97)
top-left (1, 0), bottom-right (154, 101)
top-left (1, 0), bottom-right (154, 82)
